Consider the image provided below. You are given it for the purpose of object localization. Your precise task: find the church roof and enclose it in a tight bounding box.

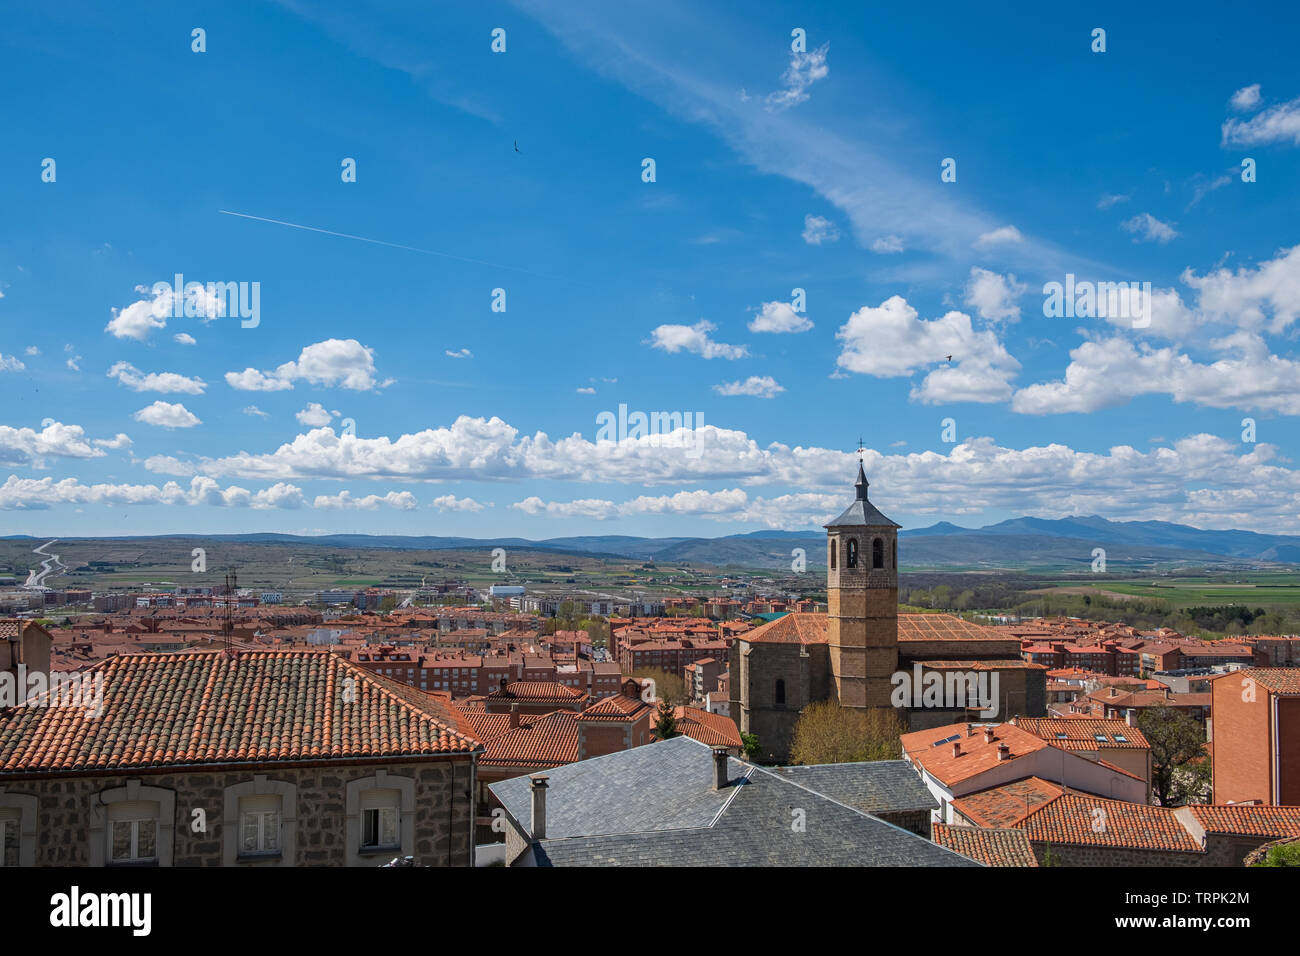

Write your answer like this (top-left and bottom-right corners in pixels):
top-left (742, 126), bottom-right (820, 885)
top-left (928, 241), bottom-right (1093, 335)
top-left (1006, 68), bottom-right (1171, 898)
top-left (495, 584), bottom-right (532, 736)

top-left (824, 462), bottom-right (900, 529)
top-left (741, 612), bottom-right (1013, 646)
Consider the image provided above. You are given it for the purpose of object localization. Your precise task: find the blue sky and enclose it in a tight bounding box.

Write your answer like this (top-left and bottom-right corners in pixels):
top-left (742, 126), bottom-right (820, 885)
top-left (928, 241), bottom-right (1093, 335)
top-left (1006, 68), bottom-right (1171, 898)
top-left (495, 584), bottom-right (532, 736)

top-left (3, 0), bottom-right (1300, 539)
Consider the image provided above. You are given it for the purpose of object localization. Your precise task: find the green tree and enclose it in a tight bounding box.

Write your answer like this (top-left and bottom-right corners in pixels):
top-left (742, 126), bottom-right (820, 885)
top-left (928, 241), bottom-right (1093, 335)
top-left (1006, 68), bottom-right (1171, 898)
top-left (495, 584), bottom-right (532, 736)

top-left (789, 702), bottom-right (906, 765)
top-left (740, 732), bottom-right (761, 761)
top-left (1138, 705), bottom-right (1210, 806)
top-left (1253, 841), bottom-right (1300, 867)
top-left (653, 699), bottom-right (679, 739)
top-left (631, 668), bottom-right (688, 706)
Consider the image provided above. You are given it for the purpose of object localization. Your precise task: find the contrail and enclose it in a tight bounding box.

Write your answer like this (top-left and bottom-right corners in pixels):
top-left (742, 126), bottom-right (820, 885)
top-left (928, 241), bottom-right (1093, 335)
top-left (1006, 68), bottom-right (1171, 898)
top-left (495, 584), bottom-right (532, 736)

top-left (217, 210), bottom-right (587, 285)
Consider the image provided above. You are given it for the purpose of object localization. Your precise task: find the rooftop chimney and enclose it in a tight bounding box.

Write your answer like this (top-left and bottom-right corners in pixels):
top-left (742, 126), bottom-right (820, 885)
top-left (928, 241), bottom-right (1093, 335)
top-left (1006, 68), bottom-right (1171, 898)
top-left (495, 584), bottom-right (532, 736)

top-left (711, 747), bottom-right (729, 790)
top-left (983, 727), bottom-right (996, 744)
top-left (997, 743), bottom-right (1010, 761)
top-left (952, 741), bottom-right (962, 758)
top-left (529, 774), bottom-right (549, 840)
top-left (509, 702), bottom-right (521, 729)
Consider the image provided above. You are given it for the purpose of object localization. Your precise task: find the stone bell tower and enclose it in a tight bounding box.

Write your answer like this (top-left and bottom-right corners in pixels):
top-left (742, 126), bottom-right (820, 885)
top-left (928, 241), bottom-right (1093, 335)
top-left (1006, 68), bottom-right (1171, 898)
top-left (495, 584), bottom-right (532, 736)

top-left (824, 462), bottom-right (900, 709)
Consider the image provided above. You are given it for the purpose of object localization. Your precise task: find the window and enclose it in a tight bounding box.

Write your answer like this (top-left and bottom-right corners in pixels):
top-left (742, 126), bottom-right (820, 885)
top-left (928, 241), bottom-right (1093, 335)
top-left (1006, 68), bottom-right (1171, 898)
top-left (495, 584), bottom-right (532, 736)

top-left (0, 810), bottom-right (19, 868)
top-left (829, 541), bottom-right (836, 570)
top-left (872, 537), bottom-right (884, 569)
top-left (239, 795), bottom-right (282, 855)
top-left (108, 801), bottom-right (159, 864)
top-left (892, 538), bottom-right (897, 569)
top-left (846, 539), bottom-right (859, 569)
top-left (360, 789), bottom-right (401, 850)
top-left (775, 679), bottom-right (786, 705)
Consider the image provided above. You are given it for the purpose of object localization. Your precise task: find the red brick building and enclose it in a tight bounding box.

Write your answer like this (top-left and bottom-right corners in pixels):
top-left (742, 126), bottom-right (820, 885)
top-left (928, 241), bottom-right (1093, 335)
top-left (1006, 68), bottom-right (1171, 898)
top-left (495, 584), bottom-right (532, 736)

top-left (1211, 668), bottom-right (1300, 805)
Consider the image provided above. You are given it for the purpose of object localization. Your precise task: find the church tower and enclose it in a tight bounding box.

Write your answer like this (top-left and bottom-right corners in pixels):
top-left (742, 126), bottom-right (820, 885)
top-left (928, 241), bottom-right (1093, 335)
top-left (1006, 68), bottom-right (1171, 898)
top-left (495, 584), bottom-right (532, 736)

top-left (824, 462), bottom-right (900, 709)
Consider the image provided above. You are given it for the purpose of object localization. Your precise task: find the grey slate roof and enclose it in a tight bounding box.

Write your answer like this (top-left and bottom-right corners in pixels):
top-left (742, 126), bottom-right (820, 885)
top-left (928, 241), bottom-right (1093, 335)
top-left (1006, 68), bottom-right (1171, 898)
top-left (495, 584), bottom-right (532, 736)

top-left (771, 760), bottom-right (938, 814)
top-left (490, 736), bottom-right (977, 867)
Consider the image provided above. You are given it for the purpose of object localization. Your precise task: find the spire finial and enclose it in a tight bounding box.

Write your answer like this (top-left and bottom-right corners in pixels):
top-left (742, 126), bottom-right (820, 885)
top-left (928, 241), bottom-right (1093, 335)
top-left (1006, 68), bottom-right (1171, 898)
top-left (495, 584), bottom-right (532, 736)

top-left (854, 460), bottom-right (869, 500)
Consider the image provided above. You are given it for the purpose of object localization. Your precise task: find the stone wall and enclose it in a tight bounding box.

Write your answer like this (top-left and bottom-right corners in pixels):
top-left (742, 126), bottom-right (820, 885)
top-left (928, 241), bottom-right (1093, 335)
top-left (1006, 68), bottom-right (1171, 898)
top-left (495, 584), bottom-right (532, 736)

top-left (0, 756), bottom-right (476, 867)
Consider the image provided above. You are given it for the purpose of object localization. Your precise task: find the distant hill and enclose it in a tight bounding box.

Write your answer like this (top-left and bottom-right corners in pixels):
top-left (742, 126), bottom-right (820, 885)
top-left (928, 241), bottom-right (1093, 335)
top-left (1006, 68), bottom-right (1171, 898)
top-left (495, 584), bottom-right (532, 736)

top-left (5, 513), bottom-right (1300, 571)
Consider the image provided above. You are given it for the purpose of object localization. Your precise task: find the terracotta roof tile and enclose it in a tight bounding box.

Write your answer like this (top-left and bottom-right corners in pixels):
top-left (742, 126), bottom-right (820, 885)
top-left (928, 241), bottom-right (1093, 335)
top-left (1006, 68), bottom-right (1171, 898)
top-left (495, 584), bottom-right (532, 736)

top-left (1018, 794), bottom-right (1201, 852)
top-left (951, 777), bottom-right (1064, 827)
top-left (0, 649), bottom-right (480, 774)
top-left (672, 706), bottom-right (742, 748)
top-left (933, 824), bottom-right (1038, 866)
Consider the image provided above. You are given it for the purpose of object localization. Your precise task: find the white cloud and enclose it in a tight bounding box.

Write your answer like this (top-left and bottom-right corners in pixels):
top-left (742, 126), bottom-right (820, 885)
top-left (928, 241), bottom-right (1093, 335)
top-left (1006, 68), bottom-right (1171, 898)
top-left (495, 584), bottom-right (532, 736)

top-left (445, 348), bottom-right (472, 359)
top-left (576, 386), bottom-right (596, 394)
top-left (1181, 244), bottom-right (1300, 334)
top-left (835, 295), bottom-right (1021, 403)
top-left (24, 346), bottom-right (40, 357)
top-left (1122, 213), bottom-right (1179, 243)
top-left (174, 332), bottom-right (197, 345)
top-left (0, 422), bottom-right (108, 466)
top-left (243, 405), bottom-right (270, 418)
top-left (133, 401), bottom-right (201, 429)
top-left (870, 235), bottom-right (905, 254)
top-left (1231, 83), bottom-right (1262, 111)
top-left (974, 225), bottom-right (1024, 247)
top-left (713, 375), bottom-right (785, 398)
top-left (108, 361), bottom-right (206, 394)
top-left (295, 402), bottom-right (333, 427)
top-left (648, 320), bottom-right (749, 359)
top-left (0, 474), bottom-right (305, 511)
top-left (801, 214), bottom-right (839, 245)
top-left (1223, 94), bottom-right (1300, 145)
top-left (0, 354), bottom-right (24, 372)
top-left (1187, 173), bottom-right (1232, 209)
top-left (226, 338), bottom-right (385, 391)
top-left (66, 355), bottom-right (81, 372)
top-left (1097, 193), bottom-right (1131, 210)
top-left (963, 267), bottom-right (1027, 322)
top-left (313, 490), bottom-right (418, 511)
top-left (511, 496), bottom-right (619, 519)
top-left (748, 301), bottom-right (812, 334)
top-left (431, 494), bottom-right (486, 512)
top-left (92, 434), bottom-right (132, 450)
top-left (765, 43), bottom-right (829, 112)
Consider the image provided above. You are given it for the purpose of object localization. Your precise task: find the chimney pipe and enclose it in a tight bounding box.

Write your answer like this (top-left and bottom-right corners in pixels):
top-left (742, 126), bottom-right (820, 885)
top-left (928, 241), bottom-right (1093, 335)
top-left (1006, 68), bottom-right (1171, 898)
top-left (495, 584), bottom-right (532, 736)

top-left (951, 741), bottom-right (962, 758)
top-left (1126, 708), bottom-right (1137, 727)
top-left (510, 702), bottom-right (520, 729)
top-left (529, 774), bottom-right (549, 840)
top-left (997, 743), bottom-right (1010, 761)
top-left (983, 727), bottom-right (996, 744)
top-left (712, 747), bottom-right (729, 790)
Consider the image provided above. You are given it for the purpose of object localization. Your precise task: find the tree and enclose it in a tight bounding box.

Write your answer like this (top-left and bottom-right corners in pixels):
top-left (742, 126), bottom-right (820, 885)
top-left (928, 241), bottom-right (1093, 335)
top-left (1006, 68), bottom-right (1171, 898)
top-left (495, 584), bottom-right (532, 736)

top-left (631, 668), bottom-right (688, 706)
top-left (789, 702), bottom-right (906, 765)
top-left (740, 732), bottom-right (761, 761)
top-left (653, 700), bottom-right (679, 740)
top-left (1138, 705), bottom-right (1210, 806)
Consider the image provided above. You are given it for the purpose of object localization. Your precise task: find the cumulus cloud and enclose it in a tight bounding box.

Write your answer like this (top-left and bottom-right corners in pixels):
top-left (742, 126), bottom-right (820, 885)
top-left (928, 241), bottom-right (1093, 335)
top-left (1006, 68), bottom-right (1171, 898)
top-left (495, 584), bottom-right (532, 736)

top-left (648, 320), bottom-right (749, 359)
top-left (974, 225), bottom-right (1023, 247)
top-left (243, 405), bottom-right (270, 418)
top-left (0, 354), bottom-right (24, 372)
top-left (1122, 212), bottom-right (1179, 243)
top-left (105, 283), bottom-right (227, 341)
top-left (174, 332), bottom-right (197, 345)
top-left (226, 338), bottom-right (385, 391)
top-left (93, 434), bottom-right (133, 450)
top-left (24, 347), bottom-right (40, 357)
top-left (1180, 244), bottom-right (1300, 335)
top-left (0, 422), bottom-right (108, 466)
top-left (1230, 83), bottom-right (1262, 111)
top-left (108, 362), bottom-right (206, 394)
top-left (445, 348), bottom-right (472, 359)
top-left (295, 402), bottom-right (333, 427)
top-left (133, 401), bottom-right (201, 429)
top-left (801, 214), bottom-right (839, 245)
top-left (748, 301), bottom-right (812, 334)
top-left (0, 475), bottom-right (304, 511)
top-left (313, 490), bottom-right (418, 510)
top-left (431, 494), bottom-right (486, 512)
top-left (963, 267), bottom-right (1027, 322)
top-left (1097, 193), bottom-right (1130, 210)
top-left (765, 43), bottom-right (829, 111)
top-left (1222, 94), bottom-right (1300, 145)
top-left (835, 295), bottom-right (1021, 403)
top-left (713, 375), bottom-right (785, 398)
top-left (871, 235), bottom-right (905, 254)
top-left (576, 386), bottom-right (596, 394)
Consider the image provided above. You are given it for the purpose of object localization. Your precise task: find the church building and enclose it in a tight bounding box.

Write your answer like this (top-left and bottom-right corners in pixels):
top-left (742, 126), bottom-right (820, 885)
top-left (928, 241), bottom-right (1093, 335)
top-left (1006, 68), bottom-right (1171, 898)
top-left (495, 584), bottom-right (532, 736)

top-left (729, 464), bottom-right (1046, 763)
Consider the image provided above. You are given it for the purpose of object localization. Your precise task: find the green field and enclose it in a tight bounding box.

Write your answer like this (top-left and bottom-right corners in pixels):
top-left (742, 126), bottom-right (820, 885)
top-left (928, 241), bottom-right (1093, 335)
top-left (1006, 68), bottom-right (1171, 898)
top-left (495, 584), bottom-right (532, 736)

top-left (1039, 573), bottom-right (1300, 608)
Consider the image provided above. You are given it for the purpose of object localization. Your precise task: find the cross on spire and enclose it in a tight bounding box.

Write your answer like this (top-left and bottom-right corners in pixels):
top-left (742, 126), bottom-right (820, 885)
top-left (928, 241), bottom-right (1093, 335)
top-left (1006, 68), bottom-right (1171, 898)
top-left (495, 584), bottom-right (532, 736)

top-left (856, 436), bottom-right (865, 461)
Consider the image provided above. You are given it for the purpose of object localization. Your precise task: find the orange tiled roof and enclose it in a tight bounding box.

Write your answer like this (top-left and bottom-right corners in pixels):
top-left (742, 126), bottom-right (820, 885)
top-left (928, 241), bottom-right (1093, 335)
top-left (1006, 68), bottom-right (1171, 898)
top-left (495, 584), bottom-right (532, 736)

top-left (951, 777), bottom-right (1065, 828)
top-left (1015, 718), bottom-right (1150, 750)
top-left (479, 711), bottom-right (580, 769)
top-left (577, 694), bottom-right (650, 721)
top-left (1212, 668), bottom-right (1300, 695)
top-left (901, 722), bottom-right (1048, 787)
top-left (486, 681), bottom-right (586, 702)
top-left (0, 650), bottom-right (481, 775)
top-left (742, 612), bottom-right (1014, 646)
top-left (932, 823), bottom-right (1039, 867)
top-left (672, 706), bottom-right (742, 748)
top-left (1017, 794), bottom-right (1200, 852)
top-left (1186, 805), bottom-right (1300, 839)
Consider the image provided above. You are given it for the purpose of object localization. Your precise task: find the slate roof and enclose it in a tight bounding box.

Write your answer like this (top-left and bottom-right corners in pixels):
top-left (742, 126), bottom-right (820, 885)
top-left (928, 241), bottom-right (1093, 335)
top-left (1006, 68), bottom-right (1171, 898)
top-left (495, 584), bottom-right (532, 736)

top-left (933, 824), bottom-right (1039, 867)
top-left (824, 464), bottom-right (900, 529)
top-left (0, 650), bottom-right (481, 774)
top-left (772, 760), bottom-right (938, 814)
top-left (490, 736), bottom-right (976, 867)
